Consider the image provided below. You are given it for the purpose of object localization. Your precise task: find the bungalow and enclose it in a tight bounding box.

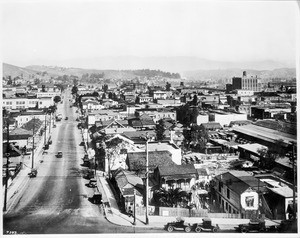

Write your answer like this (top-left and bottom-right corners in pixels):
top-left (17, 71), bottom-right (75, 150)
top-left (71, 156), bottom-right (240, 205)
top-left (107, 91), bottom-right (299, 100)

top-left (153, 164), bottom-right (197, 192)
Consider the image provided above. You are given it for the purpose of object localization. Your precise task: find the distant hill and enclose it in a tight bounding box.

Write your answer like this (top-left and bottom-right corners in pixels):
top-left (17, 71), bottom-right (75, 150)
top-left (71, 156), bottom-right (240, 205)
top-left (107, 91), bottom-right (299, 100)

top-left (3, 63), bottom-right (40, 78)
top-left (23, 56), bottom-right (295, 72)
top-left (182, 68), bottom-right (296, 81)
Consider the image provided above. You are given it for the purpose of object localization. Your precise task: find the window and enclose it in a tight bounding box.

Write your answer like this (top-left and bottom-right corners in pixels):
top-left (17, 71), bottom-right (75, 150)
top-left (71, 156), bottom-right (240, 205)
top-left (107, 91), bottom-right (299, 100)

top-left (225, 202), bottom-right (228, 210)
top-left (229, 205), bottom-right (231, 213)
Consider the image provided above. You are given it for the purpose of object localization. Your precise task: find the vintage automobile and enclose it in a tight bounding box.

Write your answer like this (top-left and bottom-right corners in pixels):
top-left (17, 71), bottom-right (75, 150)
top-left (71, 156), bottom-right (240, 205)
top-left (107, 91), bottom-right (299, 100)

top-left (89, 192), bottom-right (102, 204)
top-left (191, 218), bottom-right (220, 233)
top-left (88, 178), bottom-right (97, 188)
top-left (277, 219), bottom-right (297, 233)
top-left (83, 169), bottom-right (95, 179)
top-left (235, 218), bottom-right (278, 233)
top-left (56, 151), bottom-right (63, 158)
top-left (28, 168), bottom-right (37, 178)
top-left (165, 218), bottom-right (192, 232)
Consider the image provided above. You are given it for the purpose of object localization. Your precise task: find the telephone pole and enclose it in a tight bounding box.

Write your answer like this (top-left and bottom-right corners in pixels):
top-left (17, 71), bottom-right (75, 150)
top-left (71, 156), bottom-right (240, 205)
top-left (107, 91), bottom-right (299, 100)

top-left (3, 118), bottom-right (10, 212)
top-left (44, 114), bottom-right (47, 146)
top-left (32, 117), bottom-right (35, 169)
top-left (145, 133), bottom-right (149, 225)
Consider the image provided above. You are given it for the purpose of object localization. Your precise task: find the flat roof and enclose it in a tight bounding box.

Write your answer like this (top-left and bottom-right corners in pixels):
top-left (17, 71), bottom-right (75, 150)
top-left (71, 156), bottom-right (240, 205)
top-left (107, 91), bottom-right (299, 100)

top-left (238, 143), bottom-right (267, 155)
top-left (233, 124), bottom-right (296, 145)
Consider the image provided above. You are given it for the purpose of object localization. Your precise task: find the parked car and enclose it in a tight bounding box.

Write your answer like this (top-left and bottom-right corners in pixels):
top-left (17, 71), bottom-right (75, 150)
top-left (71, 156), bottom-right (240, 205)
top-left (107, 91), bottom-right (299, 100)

top-left (28, 168), bottom-right (37, 178)
top-left (165, 218), bottom-right (192, 232)
top-left (90, 192), bottom-right (102, 204)
top-left (235, 219), bottom-right (278, 233)
top-left (191, 218), bottom-right (220, 233)
top-left (278, 219), bottom-right (297, 233)
top-left (56, 151), bottom-right (63, 158)
top-left (88, 178), bottom-right (97, 188)
top-left (44, 144), bottom-right (49, 150)
top-left (65, 117), bottom-right (68, 120)
top-left (83, 170), bottom-right (94, 179)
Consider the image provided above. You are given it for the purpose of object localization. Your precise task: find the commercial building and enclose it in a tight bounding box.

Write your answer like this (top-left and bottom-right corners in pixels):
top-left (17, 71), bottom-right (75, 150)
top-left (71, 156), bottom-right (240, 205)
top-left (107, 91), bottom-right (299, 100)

top-left (232, 71), bottom-right (261, 92)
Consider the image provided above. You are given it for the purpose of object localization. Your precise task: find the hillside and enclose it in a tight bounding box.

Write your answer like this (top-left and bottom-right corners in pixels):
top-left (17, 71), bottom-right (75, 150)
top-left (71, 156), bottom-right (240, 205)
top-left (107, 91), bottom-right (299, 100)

top-left (182, 68), bottom-right (296, 82)
top-left (3, 63), bottom-right (40, 78)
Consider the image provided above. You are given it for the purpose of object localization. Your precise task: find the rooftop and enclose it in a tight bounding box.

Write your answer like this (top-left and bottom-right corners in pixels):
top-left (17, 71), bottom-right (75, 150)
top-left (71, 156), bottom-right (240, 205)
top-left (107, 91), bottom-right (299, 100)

top-left (233, 124), bottom-right (296, 145)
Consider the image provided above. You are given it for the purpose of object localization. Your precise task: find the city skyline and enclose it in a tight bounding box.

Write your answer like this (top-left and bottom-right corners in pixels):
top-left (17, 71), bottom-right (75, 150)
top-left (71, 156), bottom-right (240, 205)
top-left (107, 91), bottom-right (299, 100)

top-left (1, 0), bottom-right (299, 69)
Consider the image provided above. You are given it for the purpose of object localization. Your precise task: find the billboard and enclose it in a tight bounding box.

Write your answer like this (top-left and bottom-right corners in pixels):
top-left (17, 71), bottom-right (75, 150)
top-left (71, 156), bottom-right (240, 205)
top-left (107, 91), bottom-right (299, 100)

top-left (241, 191), bottom-right (259, 210)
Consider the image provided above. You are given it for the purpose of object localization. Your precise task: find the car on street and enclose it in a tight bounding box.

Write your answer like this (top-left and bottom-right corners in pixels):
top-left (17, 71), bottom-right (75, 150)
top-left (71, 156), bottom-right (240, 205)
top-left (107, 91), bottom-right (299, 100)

top-left (235, 218), bottom-right (278, 233)
top-left (165, 217), bottom-right (192, 232)
top-left (56, 151), bottom-right (63, 158)
top-left (90, 192), bottom-right (102, 204)
top-left (88, 178), bottom-right (97, 188)
top-left (191, 218), bottom-right (220, 232)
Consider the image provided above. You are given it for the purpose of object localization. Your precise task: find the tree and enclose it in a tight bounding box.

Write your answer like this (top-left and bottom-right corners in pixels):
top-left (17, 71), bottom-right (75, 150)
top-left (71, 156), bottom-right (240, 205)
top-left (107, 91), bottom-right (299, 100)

top-left (153, 188), bottom-right (189, 207)
top-left (53, 96), bottom-right (61, 103)
top-left (71, 85), bottom-right (78, 95)
top-left (102, 93), bottom-right (106, 99)
top-left (155, 119), bottom-right (166, 141)
top-left (42, 84), bottom-right (46, 92)
top-left (192, 94), bottom-right (198, 106)
top-left (7, 76), bottom-right (13, 85)
top-left (166, 82), bottom-right (171, 91)
top-left (257, 139), bottom-right (287, 170)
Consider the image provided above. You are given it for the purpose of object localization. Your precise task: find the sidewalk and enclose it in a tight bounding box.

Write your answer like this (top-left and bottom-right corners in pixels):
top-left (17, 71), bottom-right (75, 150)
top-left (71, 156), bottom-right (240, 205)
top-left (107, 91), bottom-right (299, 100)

top-left (3, 126), bottom-right (52, 213)
top-left (96, 172), bottom-right (281, 230)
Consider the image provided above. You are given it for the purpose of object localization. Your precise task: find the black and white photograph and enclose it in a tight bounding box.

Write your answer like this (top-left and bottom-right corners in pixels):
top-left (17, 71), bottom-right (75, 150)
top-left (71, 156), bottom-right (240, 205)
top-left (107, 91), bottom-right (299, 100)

top-left (1, 0), bottom-right (299, 237)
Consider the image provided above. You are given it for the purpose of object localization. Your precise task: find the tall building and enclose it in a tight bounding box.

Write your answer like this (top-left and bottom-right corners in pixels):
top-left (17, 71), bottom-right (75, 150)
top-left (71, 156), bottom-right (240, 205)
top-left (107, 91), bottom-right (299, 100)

top-left (232, 71), bottom-right (261, 92)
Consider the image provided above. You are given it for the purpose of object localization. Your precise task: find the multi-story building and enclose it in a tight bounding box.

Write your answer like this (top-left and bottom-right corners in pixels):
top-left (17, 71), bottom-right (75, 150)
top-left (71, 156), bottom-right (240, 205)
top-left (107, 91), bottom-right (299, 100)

top-left (232, 71), bottom-right (261, 92)
top-left (135, 108), bottom-right (176, 123)
top-left (2, 97), bottom-right (39, 110)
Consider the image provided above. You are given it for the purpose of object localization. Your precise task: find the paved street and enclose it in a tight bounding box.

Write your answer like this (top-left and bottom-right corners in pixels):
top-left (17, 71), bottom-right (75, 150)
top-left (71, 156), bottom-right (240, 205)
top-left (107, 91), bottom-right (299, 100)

top-left (3, 90), bottom-right (163, 234)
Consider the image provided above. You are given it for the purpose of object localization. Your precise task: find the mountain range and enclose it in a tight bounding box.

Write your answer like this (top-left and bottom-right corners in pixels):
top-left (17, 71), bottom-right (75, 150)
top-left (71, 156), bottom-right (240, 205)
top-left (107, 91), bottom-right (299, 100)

top-left (3, 58), bottom-right (296, 82)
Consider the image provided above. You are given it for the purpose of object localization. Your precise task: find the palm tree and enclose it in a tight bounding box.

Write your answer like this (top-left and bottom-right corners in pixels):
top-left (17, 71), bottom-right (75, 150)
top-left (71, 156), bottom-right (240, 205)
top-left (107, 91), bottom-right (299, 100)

top-left (154, 187), bottom-right (189, 207)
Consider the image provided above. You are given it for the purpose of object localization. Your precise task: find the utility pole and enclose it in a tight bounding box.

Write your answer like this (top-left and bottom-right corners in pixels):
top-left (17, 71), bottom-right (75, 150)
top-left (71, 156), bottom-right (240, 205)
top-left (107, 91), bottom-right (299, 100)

top-left (3, 118), bottom-right (10, 212)
top-left (133, 188), bottom-right (136, 225)
top-left (32, 117), bottom-right (35, 169)
top-left (44, 114), bottom-right (47, 146)
top-left (49, 113), bottom-right (51, 134)
top-left (145, 133), bottom-right (149, 225)
top-left (291, 141), bottom-right (296, 220)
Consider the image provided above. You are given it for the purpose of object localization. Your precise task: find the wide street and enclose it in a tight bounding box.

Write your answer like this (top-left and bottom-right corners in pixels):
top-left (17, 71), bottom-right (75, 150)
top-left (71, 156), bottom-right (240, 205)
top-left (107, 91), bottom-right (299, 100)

top-left (3, 89), bottom-right (163, 234)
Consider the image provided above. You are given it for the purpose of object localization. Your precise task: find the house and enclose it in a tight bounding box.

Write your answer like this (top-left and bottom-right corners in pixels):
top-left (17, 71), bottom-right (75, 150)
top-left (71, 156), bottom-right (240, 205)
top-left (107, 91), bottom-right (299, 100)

top-left (102, 99), bottom-right (118, 109)
top-left (128, 115), bottom-right (156, 130)
top-left (137, 95), bottom-right (153, 104)
top-left (200, 122), bottom-right (222, 131)
top-left (111, 168), bottom-right (144, 214)
top-left (3, 126), bottom-right (32, 144)
top-left (152, 91), bottom-right (168, 100)
top-left (82, 99), bottom-right (104, 111)
top-left (38, 97), bottom-right (54, 109)
top-left (135, 108), bottom-right (176, 123)
top-left (15, 110), bottom-right (48, 128)
top-left (212, 170), bottom-right (270, 218)
top-left (126, 151), bottom-right (175, 175)
top-left (153, 164), bottom-right (197, 192)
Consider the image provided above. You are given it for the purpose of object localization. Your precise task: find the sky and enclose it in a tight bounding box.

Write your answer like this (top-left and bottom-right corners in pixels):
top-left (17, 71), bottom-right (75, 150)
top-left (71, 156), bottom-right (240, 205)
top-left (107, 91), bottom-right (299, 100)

top-left (1, 0), bottom-right (299, 68)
